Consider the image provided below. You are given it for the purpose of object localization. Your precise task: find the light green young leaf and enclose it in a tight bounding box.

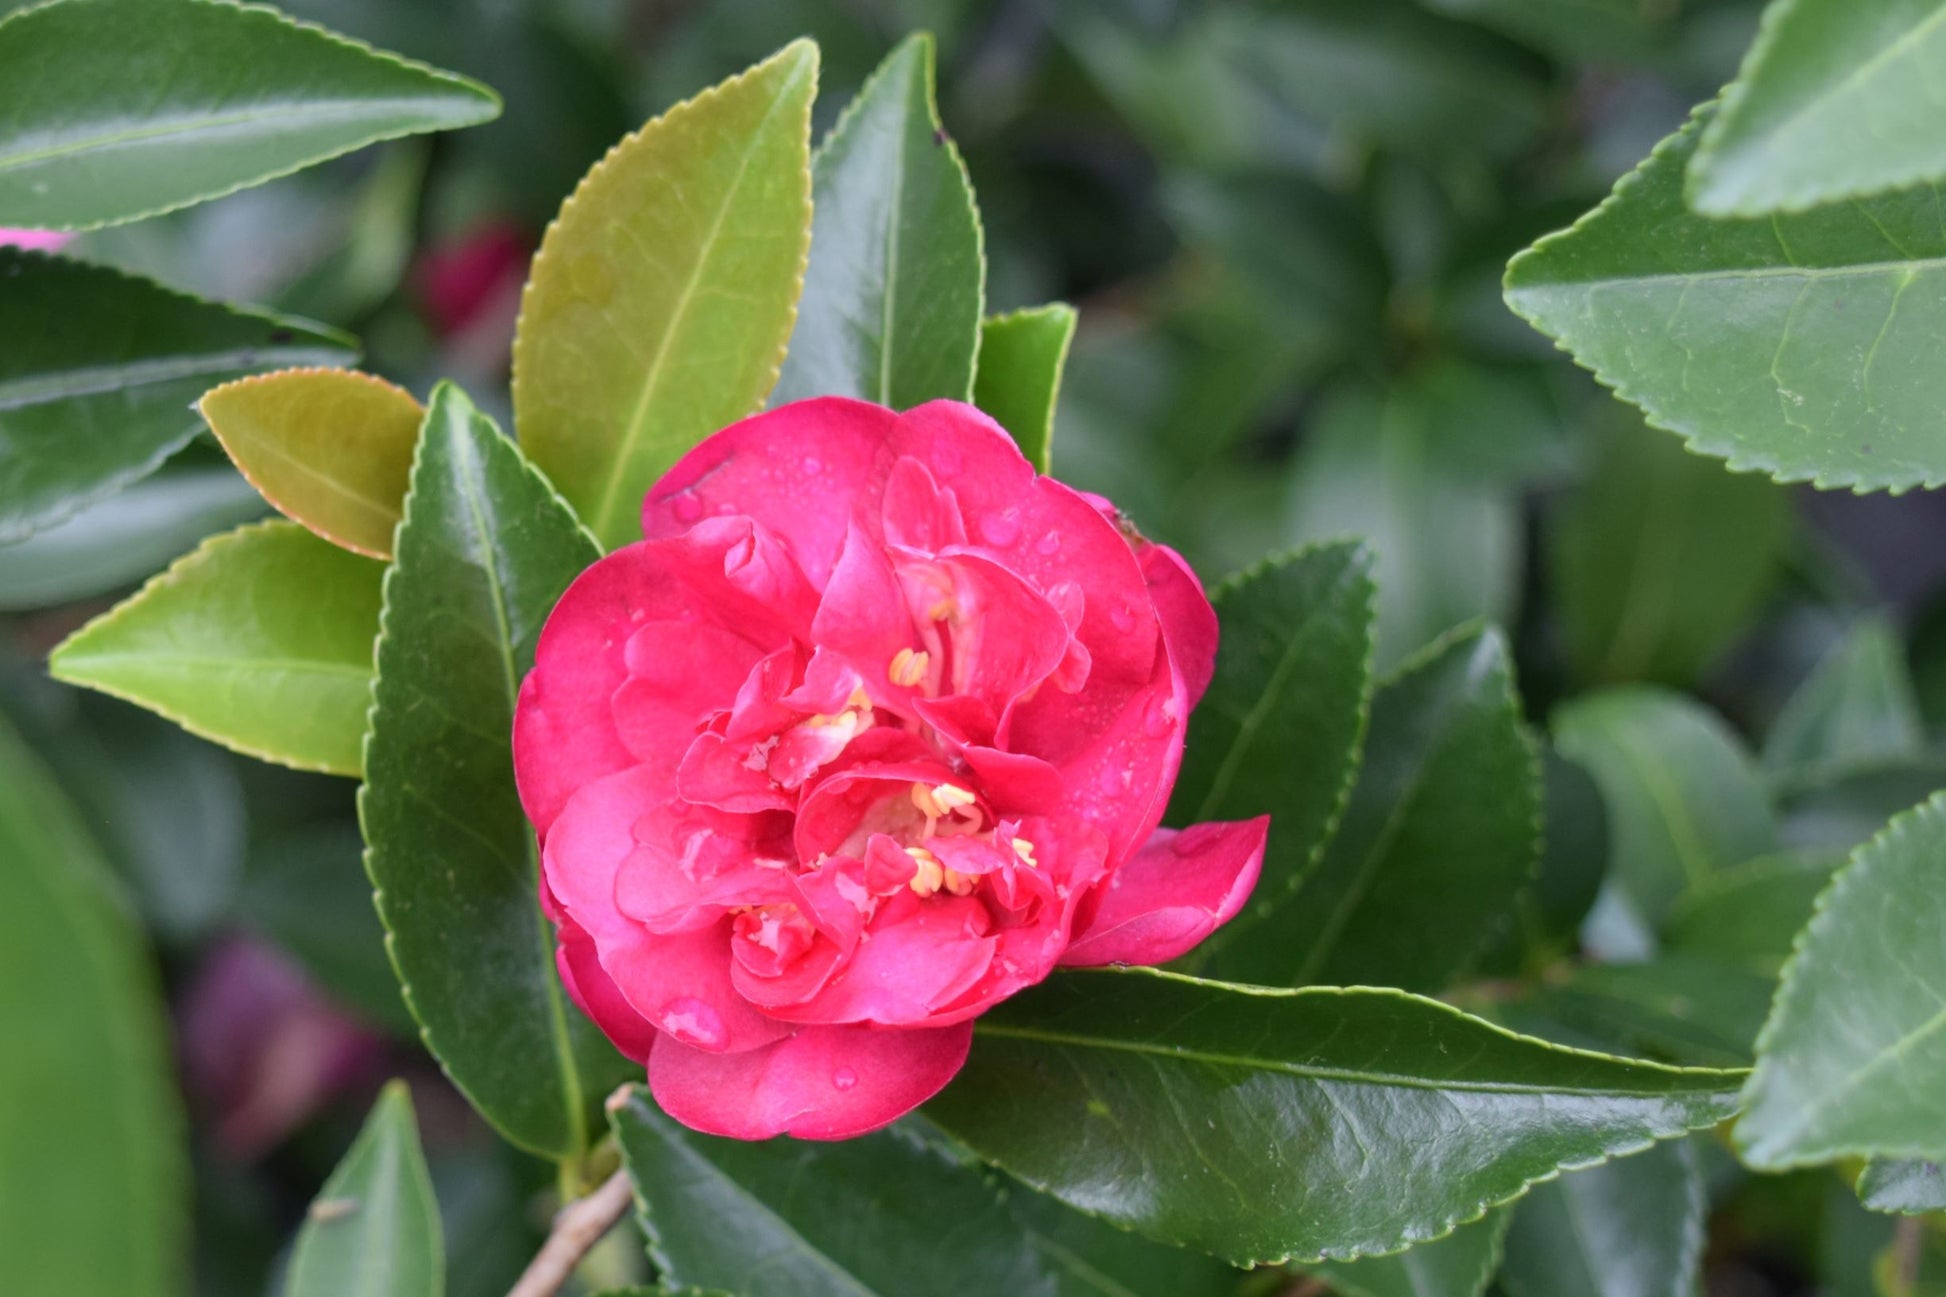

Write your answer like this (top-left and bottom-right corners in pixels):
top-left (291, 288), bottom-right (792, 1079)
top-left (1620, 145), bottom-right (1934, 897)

top-left (1857, 1157), bottom-right (1946, 1215)
top-left (927, 967), bottom-right (1743, 1266)
top-left (513, 41), bottom-right (816, 550)
top-left (285, 1081), bottom-right (442, 1297)
top-left (1498, 1141), bottom-right (1706, 1297)
top-left (1739, 792), bottom-right (1946, 1168)
top-left (773, 33), bottom-right (983, 409)
top-left (361, 384), bottom-right (631, 1163)
top-left (48, 520), bottom-right (384, 775)
top-left (1201, 625), bottom-right (1539, 993)
top-left (974, 304), bottom-right (1077, 474)
top-left (1551, 425), bottom-right (1788, 687)
top-left (0, 0), bottom-right (499, 229)
top-left (0, 710), bottom-right (186, 1296)
top-left (1689, 0), bottom-right (1946, 215)
top-left (0, 248), bottom-right (353, 543)
top-left (1506, 108), bottom-right (1946, 493)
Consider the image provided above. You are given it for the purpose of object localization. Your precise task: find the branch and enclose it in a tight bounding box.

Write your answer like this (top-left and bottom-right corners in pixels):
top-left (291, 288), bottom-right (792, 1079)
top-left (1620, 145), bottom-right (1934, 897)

top-left (506, 1169), bottom-right (635, 1297)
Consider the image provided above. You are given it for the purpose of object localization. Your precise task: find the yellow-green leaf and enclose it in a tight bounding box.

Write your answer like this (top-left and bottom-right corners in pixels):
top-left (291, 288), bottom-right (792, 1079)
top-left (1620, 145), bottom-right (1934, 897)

top-left (199, 368), bottom-right (424, 560)
top-left (974, 304), bottom-right (1076, 474)
top-left (513, 40), bottom-right (817, 550)
top-left (48, 520), bottom-right (383, 775)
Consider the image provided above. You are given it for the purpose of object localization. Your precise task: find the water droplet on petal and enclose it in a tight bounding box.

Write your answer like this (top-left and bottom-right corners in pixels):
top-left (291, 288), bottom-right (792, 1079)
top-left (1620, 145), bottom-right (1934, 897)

top-left (832, 1067), bottom-right (858, 1091)
top-left (660, 997), bottom-right (728, 1050)
top-left (1035, 531), bottom-right (1061, 556)
top-left (1144, 696), bottom-right (1176, 738)
top-left (1109, 604), bottom-right (1137, 633)
top-left (801, 456), bottom-right (823, 475)
top-left (672, 493), bottom-right (703, 523)
top-left (979, 509), bottom-right (1021, 547)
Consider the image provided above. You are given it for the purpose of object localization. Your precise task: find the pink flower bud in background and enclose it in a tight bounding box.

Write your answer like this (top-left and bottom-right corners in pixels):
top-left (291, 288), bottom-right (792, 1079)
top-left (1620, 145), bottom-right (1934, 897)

top-left (0, 228), bottom-right (72, 252)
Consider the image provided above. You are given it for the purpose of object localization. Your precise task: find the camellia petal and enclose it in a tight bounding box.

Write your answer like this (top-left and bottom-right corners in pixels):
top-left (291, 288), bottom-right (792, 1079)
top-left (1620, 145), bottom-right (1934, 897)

top-left (1062, 818), bottom-right (1270, 967)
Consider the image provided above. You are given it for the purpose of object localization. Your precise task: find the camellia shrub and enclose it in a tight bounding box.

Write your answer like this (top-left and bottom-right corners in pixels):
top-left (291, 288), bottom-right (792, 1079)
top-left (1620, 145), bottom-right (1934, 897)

top-left (8, 0), bottom-right (1946, 1294)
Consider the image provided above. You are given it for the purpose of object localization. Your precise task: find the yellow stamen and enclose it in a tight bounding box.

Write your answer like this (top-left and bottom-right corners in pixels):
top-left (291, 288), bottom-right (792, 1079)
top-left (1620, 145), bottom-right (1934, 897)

top-left (910, 781), bottom-right (975, 819)
top-left (942, 867), bottom-right (977, 897)
top-left (1011, 837), bottom-right (1038, 868)
top-left (888, 647), bottom-right (929, 688)
top-left (906, 846), bottom-right (945, 897)
top-left (846, 684), bottom-right (873, 711)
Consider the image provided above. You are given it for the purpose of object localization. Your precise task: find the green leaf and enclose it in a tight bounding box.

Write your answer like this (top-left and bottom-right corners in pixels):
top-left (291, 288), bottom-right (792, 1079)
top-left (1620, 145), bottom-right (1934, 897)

top-left (974, 304), bottom-right (1077, 474)
top-left (1552, 687), bottom-right (1776, 948)
top-left (1504, 108), bottom-right (1946, 493)
top-left (1498, 1141), bottom-right (1706, 1297)
top-left (773, 33), bottom-right (983, 409)
top-left (1288, 383), bottom-right (1521, 666)
top-left (1763, 617), bottom-right (1924, 786)
top-left (1423, 0), bottom-right (1678, 63)
top-left (612, 1090), bottom-right (1055, 1296)
top-left (1739, 791), bottom-right (1946, 1168)
top-left (1297, 1209), bottom-right (1512, 1297)
top-left (1201, 625), bottom-right (1539, 993)
top-left (48, 519), bottom-right (384, 775)
top-left (0, 0), bottom-right (499, 229)
top-left (0, 710), bottom-right (186, 1295)
top-left (1496, 955), bottom-right (1776, 1069)
top-left (0, 468), bottom-right (266, 610)
top-left (926, 967), bottom-right (1743, 1266)
top-left (199, 368), bottom-right (425, 560)
top-left (1473, 749), bottom-right (1610, 977)
top-left (1688, 0), bottom-right (1946, 215)
top-left (513, 41), bottom-right (816, 551)
top-left (1003, 1181), bottom-right (1241, 1297)
top-left (361, 383), bottom-right (630, 1163)
top-left (1168, 541), bottom-right (1377, 967)
top-left (1857, 1158), bottom-right (1946, 1215)
top-left (1551, 425), bottom-right (1788, 686)
top-left (1663, 851), bottom-right (1842, 976)
top-left (1779, 758), bottom-right (1946, 851)
top-left (285, 1081), bottom-right (442, 1297)
top-left (0, 248), bottom-right (353, 543)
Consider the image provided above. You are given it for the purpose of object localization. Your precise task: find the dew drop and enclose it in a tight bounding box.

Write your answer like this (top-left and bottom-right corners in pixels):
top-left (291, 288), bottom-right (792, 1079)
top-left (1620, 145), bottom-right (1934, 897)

top-left (979, 509), bottom-right (1022, 547)
top-left (1109, 604), bottom-right (1137, 633)
top-left (801, 456), bottom-right (823, 475)
top-left (832, 1067), bottom-right (859, 1091)
top-left (1035, 531), bottom-right (1061, 556)
top-left (660, 997), bottom-right (727, 1050)
top-left (1144, 695), bottom-right (1176, 738)
top-left (672, 493), bottom-right (703, 523)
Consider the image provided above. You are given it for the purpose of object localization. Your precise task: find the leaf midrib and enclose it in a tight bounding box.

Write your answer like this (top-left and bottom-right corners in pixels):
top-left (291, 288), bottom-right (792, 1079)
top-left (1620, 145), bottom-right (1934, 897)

top-left (589, 60), bottom-right (808, 542)
top-left (0, 347), bottom-right (349, 410)
top-left (1512, 249), bottom-right (1946, 290)
top-left (971, 1022), bottom-right (1727, 1099)
top-left (0, 97), bottom-right (481, 173)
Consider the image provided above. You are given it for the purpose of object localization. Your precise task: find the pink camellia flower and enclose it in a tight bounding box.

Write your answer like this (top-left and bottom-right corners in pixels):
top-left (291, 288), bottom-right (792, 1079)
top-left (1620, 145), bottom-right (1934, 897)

top-left (514, 397), bottom-right (1268, 1140)
top-left (0, 228), bottom-right (71, 252)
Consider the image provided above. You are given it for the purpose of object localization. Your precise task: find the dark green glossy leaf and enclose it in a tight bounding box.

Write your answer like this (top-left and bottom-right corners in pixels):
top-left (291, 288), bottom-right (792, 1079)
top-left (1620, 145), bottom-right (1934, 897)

top-left (613, 1089), bottom-right (1055, 1296)
top-left (48, 519), bottom-right (385, 775)
top-left (0, 709), bottom-right (185, 1294)
top-left (773, 33), bottom-right (982, 409)
top-left (0, 0), bottom-right (499, 229)
top-left (1553, 687), bottom-right (1775, 952)
top-left (1857, 1158), bottom-right (1946, 1215)
top-left (286, 1081), bottom-right (442, 1297)
top-left (1004, 1180), bottom-right (1240, 1297)
top-left (975, 305), bottom-right (1077, 474)
top-left (1498, 1141), bottom-right (1706, 1297)
top-left (240, 822), bottom-right (413, 1030)
top-left (1551, 424), bottom-right (1787, 686)
top-left (1169, 541), bottom-right (1376, 969)
top-left (1298, 1209), bottom-right (1512, 1297)
top-left (513, 41), bottom-right (815, 550)
top-left (1288, 384), bottom-right (1521, 666)
top-left (1689, 0), bottom-right (1946, 215)
top-left (927, 967), bottom-right (1743, 1265)
top-left (1474, 749), bottom-right (1609, 978)
top-left (1664, 851), bottom-right (1842, 976)
top-left (1499, 955), bottom-right (1775, 1069)
top-left (1739, 791), bottom-right (1946, 1168)
top-left (1201, 625), bottom-right (1539, 993)
top-left (0, 468), bottom-right (266, 609)
top-left (361, 383), bottom-right (632, 1162)
top-left (0, 249), bottom-right (353, 542)
top-left (1505, 108), bottom-right (1946, 492)
top-left (1764, 617), bottom-right (1924, 787)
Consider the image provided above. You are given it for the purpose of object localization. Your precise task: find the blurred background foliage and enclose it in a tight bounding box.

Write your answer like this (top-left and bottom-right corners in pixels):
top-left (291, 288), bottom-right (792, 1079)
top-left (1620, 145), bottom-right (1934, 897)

top-left (11, 0), bottom-right (1946, 1292)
